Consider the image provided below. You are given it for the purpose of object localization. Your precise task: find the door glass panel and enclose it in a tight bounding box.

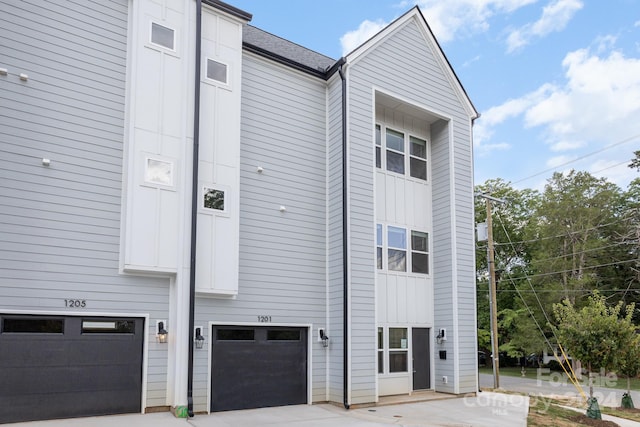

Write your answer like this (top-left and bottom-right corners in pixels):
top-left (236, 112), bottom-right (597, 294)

top-left (389, 351), bottom-right (408, 372)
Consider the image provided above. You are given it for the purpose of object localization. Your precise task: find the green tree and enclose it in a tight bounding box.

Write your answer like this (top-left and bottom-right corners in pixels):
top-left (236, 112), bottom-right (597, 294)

top-left (553, 292), bottom-right (636, 418)
top-left (617, 334), bottom-right (640, 408)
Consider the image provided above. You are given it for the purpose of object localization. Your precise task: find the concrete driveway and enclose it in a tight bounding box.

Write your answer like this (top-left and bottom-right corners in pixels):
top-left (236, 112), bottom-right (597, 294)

top-left (3, 392), bottom-right (527, 427)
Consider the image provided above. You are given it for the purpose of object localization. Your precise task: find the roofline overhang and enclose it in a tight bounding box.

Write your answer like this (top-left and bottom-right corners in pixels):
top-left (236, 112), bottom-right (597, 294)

top-left (203, 0), bottom-right (252, 22)
top-left (242, 42), bottom-right (333, 80)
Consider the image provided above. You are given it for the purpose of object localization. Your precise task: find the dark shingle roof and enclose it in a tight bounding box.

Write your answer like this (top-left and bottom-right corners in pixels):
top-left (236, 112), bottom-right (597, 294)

top-left (242, 25), bottom-right (338, 77)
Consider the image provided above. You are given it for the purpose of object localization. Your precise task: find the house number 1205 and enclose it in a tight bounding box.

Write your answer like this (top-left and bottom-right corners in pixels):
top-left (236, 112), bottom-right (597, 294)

top-left (257, 316), bottom-right (271, 323)
top-left (65, 299), bottom-right (86, 308)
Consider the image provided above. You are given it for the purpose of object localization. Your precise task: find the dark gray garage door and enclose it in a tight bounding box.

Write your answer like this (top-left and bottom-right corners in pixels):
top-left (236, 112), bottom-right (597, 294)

top-left (211, 326), bottom-right (307, 412)
top-left (0, 315), bottom-right (144, 424)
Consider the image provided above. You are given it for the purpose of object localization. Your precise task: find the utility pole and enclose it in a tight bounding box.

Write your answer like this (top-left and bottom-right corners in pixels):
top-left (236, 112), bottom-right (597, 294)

top-left (476, 193), bottom-right (505, 390)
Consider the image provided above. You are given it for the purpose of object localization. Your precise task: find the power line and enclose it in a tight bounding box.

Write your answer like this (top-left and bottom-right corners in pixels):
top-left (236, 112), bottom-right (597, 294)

top-left (496, 259), bottom-right (637, 284)
top-left (511, 133), bottom-right (640, 185)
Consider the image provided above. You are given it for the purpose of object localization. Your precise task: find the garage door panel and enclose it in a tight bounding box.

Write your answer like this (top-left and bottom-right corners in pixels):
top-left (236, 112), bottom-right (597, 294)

top-left (0, 315), bottom-right (144, 424)
top-left (211, 326), bottom-right (307, 412)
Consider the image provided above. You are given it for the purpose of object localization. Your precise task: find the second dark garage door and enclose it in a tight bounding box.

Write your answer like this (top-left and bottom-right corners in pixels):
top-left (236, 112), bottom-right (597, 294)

top-left (210, 325), bottom-right (307, 412)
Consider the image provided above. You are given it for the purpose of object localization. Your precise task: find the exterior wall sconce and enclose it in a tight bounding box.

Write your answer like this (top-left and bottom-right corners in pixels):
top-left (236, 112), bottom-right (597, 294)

top-left (157, 321), bottom-right (168, 343)
top-left (436, 328), bottom-right (447, 344)
top-left (319, 328), bottom-right (329, 348)
top-left (194, 327), bottom-right (205, 349)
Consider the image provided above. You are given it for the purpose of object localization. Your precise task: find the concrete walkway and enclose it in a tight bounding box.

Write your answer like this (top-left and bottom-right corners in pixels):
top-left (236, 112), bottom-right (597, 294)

top-left (3, 392), bottom-right (527, 427)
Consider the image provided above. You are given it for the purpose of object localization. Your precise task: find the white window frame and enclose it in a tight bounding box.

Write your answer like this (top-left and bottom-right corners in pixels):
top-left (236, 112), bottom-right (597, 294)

top-left (204, 57), bottom-right (230, 87)
top-left (139, 153), bottom-right (177, 191)
top-left (148, 21), bottom-right (177, 53)
top-left (374, 123), bottom-right (429, 182)
top-left (409, 136), bottom-right (427, 180)
top-left (376, 224), bottom-right (431, 276)
top-left (377, 326), bottom-right (409, 375)
top-left (384, 127), bottom-right (405, 175)
top-left (200, 184), bottom-right (230, 216)
top-left (410, 230), bottom-right (430, 274)
top-left (387, 225), bottom-right (407, 272)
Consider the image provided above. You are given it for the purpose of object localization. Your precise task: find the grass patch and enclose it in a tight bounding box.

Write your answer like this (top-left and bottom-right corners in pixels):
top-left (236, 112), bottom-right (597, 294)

top-left (601, 406), bottom-right (640, 422)
top-left (527, 397), bottom-right (619, 426)
top-left (480, 367), bottom-right (640, 391)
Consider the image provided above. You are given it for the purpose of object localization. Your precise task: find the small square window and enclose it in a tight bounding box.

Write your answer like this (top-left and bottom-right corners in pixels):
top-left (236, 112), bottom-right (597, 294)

top-left (151, 22), bottom-right (175, 50)
top-left (145, 158), bottom-right (173, 186)
top-left (207, 59), bottom-right (228, 84)
top-left (203, 187), bottom-right (225, 211)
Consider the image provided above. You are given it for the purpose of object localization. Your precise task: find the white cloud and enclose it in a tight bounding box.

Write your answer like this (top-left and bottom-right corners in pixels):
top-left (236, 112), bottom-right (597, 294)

top-left (525, 49), bottom-right (640, 143)
top-left (414, 0), bottom-right (537, 42)
top-left (478, 42), bottom-right (640, 187)
top-left (506, 0), bottom-right (583, 53)
top-left (340, 19), bottom-right (388, 55)
top-left (635, 20), bottom-right (640, 27)
top-left (474, 83), bottom-right (555, 146)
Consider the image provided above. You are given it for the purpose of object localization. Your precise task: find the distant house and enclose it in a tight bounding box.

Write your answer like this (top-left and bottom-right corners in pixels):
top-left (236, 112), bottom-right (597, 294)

top-left (0, 0), bottom-right (479, 422)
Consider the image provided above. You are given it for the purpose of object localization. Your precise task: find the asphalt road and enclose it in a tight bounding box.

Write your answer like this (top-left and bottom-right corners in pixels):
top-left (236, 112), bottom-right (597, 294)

top-left (479, 372), bottom-right (640, 407)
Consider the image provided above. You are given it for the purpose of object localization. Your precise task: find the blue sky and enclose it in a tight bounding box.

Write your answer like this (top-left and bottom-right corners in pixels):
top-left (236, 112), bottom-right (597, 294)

top-left (231, 0), bottom-right (640, 191)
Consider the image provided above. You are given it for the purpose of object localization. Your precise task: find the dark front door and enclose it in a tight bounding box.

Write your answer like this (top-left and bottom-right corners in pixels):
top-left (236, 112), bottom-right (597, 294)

top-left (412, 327), bottom-right (431, 390)
top-left (0, 315), bottom-right (144, 424)
top-left (211, 326), bottom-right (307, 412)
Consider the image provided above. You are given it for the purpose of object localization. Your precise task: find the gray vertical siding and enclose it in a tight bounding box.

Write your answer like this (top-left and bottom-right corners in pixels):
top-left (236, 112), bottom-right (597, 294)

top-left (348, 17), bottom-right (477, 395)
top-left (0, 0), bottom-right (171, 408)
top-left (192, 54), bottom-right (329, 411)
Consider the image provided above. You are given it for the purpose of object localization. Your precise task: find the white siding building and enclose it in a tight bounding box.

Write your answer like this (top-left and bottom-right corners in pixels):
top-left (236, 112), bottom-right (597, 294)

top-left (0, 0), bottom-right (479, 422)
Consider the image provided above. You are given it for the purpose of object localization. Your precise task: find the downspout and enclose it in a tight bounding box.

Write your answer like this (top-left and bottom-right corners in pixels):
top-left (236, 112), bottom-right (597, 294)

top-left (338, 63), bottom-right (350, 410)
top-left (187, 0), bottom-right (202, 418)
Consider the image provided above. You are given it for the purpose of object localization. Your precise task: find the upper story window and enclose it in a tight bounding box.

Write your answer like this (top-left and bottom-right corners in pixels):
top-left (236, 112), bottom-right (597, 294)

top-left (375, 124), bottom-right (428, 181)
top-left (385, 128), bottom-right (405, 175)
top-left (377, 224), bottom-right (430, 275)
top-left (375, 125), bottom-right (382, 169)
top-left (411, 230), bottom-right (429, 274)
top-left (206, 59), bottom-right (228, 84)
top-left (376, 224), bottom-right (383, 270)
top-left (387, 226), bottom-right (407, 272)
top-left (410, 136), bottom-right (427, 180)
top-left (150, 22), bottom-right (175, 50)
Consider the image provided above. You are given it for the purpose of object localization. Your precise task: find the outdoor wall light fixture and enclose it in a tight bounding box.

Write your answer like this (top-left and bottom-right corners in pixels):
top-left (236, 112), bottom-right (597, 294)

top-left (194, 327), bottom-right (205, 349)
top-left (319, 328), bottom-right (329, 348)
top-left (157, 321), bottom-right (168, 343)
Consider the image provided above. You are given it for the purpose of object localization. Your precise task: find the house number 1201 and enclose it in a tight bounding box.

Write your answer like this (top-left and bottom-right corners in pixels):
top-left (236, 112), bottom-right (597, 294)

top-left (257, 316), bottom-right (271, 323)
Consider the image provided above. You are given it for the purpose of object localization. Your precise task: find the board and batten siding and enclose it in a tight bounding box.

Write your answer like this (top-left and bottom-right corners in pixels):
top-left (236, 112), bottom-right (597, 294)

top-left (0, 0), bottom-right (171, 408)
top-left (347, 15), bottom-right (477, 394)
top-left (191, 53), bottom-right (329, 412)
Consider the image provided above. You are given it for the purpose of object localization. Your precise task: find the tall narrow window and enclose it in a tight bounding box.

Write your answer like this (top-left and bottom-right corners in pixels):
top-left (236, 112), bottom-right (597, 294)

top-left (387, 226), bottom-right (406, 271)
top-left (388, 328), bottom-right (408, 372)
top-left (375, 125), bottom-right (382, 169)
top-left (385, 128), bottom-right (405, 174)
top-left (376, 224), bottom-right (383, 269)
top-left (410, 136), bottom-right (427, 180)
top-left (411, 230), bottom-right (429, 274)
top-left (377, 327), bottom-right (384, 374)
